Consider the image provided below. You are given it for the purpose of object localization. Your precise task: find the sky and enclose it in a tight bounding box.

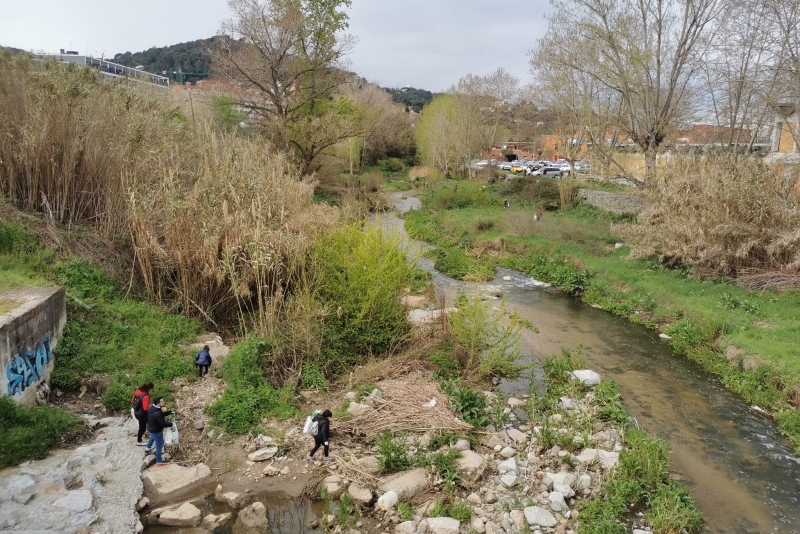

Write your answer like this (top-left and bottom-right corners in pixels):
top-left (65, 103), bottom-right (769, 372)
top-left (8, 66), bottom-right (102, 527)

top-left (0, 0), bottom-right (552, 92)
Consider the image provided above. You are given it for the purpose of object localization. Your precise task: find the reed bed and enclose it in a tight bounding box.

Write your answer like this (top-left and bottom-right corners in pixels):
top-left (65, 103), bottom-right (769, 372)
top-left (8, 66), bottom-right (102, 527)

top-left (616, 155), bottom-right (800, 282)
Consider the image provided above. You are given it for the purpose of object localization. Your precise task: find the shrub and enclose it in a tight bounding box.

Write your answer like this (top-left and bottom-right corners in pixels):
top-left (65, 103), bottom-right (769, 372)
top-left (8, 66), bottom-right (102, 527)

top-left (375, 430), bottom-right (410, 472)
top-left (0, 397), bottom-right (85, 468)
top-left (440, 380), bottom-right (488, 427)
top-left (499, 177), bottom-right (561, 209)
top-left (500, 252), bottom-right (593, 295)
top-left (448, 295), bottom-right (523, 379)
top-left (425, 247), bottom-right (495, 282)
top-left (646, 482), bottom-right (704, 534)
top-left (312, 225), bottom-right (413, 375)
top-left (398, 503), bottom-right (414, 522)
top-left (558, 180), bottom-right (580, 210)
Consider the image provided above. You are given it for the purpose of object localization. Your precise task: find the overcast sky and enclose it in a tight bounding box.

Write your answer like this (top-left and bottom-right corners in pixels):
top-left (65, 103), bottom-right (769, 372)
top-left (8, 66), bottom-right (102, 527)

top-left (0, 0), bottom-right (551, 91)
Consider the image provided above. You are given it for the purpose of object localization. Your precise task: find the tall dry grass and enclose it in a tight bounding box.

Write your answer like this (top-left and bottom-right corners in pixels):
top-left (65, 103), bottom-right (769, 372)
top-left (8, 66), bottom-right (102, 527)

top-left (616, 156), bottom-right (800, 278)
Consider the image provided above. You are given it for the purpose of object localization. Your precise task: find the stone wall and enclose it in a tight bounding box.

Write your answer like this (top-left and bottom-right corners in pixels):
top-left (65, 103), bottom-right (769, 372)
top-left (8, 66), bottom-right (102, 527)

top-left (578, 189), bottom-right (645, 216)
top-left (0, 287), bottom-right (66, 406)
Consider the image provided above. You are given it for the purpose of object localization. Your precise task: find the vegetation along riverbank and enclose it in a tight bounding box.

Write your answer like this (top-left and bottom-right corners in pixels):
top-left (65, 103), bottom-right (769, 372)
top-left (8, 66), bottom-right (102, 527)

top-left (402, 164), bottom-right (800, 455)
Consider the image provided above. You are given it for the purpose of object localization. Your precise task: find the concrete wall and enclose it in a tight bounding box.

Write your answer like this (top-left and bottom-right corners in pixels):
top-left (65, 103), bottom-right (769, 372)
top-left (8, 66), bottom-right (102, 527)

top-left (0, 287), bottom-right (66, 406)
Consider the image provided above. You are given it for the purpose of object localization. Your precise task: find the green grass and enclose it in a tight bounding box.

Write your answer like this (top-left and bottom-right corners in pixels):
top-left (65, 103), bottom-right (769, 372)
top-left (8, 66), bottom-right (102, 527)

top-left (408, 184), bottom-right (800, 452)
top-left (0, 396), bottom-right (86, 468)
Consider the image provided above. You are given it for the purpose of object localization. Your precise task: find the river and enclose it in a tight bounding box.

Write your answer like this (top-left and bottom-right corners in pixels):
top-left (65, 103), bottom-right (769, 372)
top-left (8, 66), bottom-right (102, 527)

top-left (378, 191), bottom-right (800, 534)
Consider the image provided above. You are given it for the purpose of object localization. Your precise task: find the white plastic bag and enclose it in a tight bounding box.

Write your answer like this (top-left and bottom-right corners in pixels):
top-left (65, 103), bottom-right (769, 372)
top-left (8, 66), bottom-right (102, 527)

top-left (303, 416), bottom-right (313, 434)
top-left (164, 423), bottom-right (180, 445)
top-left (131, 407), bottom-right (137, 423)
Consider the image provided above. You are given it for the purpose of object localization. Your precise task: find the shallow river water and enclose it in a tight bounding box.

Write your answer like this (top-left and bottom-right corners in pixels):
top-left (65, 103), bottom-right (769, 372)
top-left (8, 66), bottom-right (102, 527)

top-left (379, 192), bottom-right (800, 534)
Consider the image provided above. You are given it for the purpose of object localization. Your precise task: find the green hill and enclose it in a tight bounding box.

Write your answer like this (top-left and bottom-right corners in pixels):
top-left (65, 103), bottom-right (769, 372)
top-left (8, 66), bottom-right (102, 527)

top-left (384, 86), bottom-right (434, 113)
top-left (113, 39), bottom-right (213, 84)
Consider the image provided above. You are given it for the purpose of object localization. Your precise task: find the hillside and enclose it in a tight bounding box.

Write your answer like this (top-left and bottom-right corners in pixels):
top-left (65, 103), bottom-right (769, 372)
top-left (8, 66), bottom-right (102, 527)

top-left (383, 86), bottom-right (434, 112)
top-left (112, 38), bottom-right (213, 83)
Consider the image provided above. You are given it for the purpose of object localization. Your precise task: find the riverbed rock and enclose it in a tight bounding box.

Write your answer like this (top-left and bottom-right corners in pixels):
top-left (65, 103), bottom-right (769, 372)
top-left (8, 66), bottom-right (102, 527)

top-left (347, 482), bottom-right (373, 506)
top-left (499, 446), bottom-right (517, 458)
top-left (576, 448), bottom-right (619, 469)
top-left (52, 490), bottom-right (93, 512)
top-left (500, 474), bottom-right (519, 487)
top-left (235, 501), bottom-right (268, 530)
top-left (396, 520), bottom-right (416, 534)
top-left (510, 509), bottom-right (526, 530)
top-left (457, 450), bottom-right (484, 471)
top-left (548, 492), bottom-right (567, 512)
top-left (203, 512), bottom-right (233, 530)
top-left (214, 484), bottom-right (251, 508)
top-left (507, 397), bottom-right (526, 408)
top-left (497, 457), bottom-right (517, 476)
top-left (142, 463), bottom-right (213, 506)
top-left (159, 502), bottom-right (202, 527)
top-left (454, 439), bottom-right (472, 451)
top-left (248, 447), bottom-right (278, 462)
top-left (357, 456), bottom-right (381, 474)
top-left (380, 468), bottom-right (429, 501)
top-left (559, 397), bottom-right (575, 410)
top-left (407, 309), bottom-right (448, 326)
top-left (347, 402), bottom-right (371, 417)
top-left (571, 370), bottom-right (601, 386)
top-left (471, 516), bottom-right (486, 533)
top-left (524, 506), bottom-right (557, 527)
top-left (323, 475), bottom-right (345, 499)
top-left (506, 428), bottom-right (527, 443)
top-left (426, 517), bottom-right (461, 534)
top-left (262, 465), bottom-right (280, 477)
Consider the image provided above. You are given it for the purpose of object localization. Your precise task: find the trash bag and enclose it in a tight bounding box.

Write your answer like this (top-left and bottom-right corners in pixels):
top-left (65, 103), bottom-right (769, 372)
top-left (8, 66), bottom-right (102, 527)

top-left (164, 423), bottom-right (180, 445)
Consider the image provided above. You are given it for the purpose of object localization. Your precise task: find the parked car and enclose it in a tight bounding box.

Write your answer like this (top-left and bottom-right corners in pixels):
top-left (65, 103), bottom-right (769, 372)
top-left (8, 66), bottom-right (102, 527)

top-left (526, 164), bottom-right (543, 176)
top-left (541, 166), bottom-right (564, 177)
top-left (574, 161), bottom-right (591, 174)
top-left (498, 162), bottom-right (512, 171)
top-left (510, 162), bottom-right (528, 173)
top-left (557, 162), bottom-right (572, 175)
top-left (476, 160), bottom-right (489, 168)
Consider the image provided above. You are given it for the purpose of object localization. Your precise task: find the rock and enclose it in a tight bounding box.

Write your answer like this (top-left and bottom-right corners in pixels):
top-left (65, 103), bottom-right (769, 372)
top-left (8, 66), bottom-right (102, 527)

top-left (559, 397), bottom-right (575, 410)
top-left (466, 492), bottom-right (482, 504)
top-left (548, 492), bottom-right (567, 512)
top-left (248, 446), bottom-right (279, 462)
top-left (52, 489), bottom-right (93, 512)
top-left (214, 484), bottom-right (251, 508)
top-left (11, 493), bottom-right (34, 505)
top-left (484, 491), bottom-right (497, 504)
top-left (578, 474), bottom-right (591, 490)
top-left (401, 295), bottom-right (429, 307)
top-left (263, 465), bottom-right (280, 477)
top-left (548, 414), bottom-right (563, 424)
top-left (347, 402), bottom-right (371, 416)
top-left (396, 521), bottom-right (416, 534)
top-left (633, 530), bottom-right (648, 534)
top-left (236, 501), bottom-right (268, 530)
top-left (524, 506), bottom-right (557, 527)
top-left (407, 309), bottom-right (448, 326)
top-left (457, 450), bottom-right (484, 470)
top-left (280, 466), bottom-right (290, 475)
top-left (499, 446), bottom-right (517, 458)
top-left (137, 497), bottom-right (150, 511)
top-left (658, 333), bottom-right (672, 340)
top-left (576, 449), bottom-right (620, 469)
top-left (454, 439), bottom-right (471, 451)
top-left (571, 370), bottom-right (601, 386)
top-left (500, 474), bottom-right (518, 487)
top-left (471, 516), bottom-right (486, 533)
top-left (6, 475), bottom-right (36, 491)
top-left (484, 521), bottom-right (503, 534)
top-left (380, 468), bottom-right (429, 501)
top-left (143, 463), bottom-right (213, 506)
top-left (357, 455), bottom-right (381, 474)
top-left (203, 512), bottom-right (233, 530)
top-left (347, 482), bottom-right (373, 506)
top-left (159, 502), bottom-right (202, 527)
top-left (507, 397), bottom-right (526, 408)
top-left (506, 428), bottom-right (527, 443)
top-left (426, 517), bottom-right (460, 534)
top-left (510, 509), bottom-right (526, 530)
top-left (497, 457), bottom-right (518, 477)
top-left (193, 420), bottom-right (205, 430)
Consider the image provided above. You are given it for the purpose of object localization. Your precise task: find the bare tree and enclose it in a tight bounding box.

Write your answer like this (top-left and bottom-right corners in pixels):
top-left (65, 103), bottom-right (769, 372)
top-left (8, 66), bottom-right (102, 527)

top-left (533, 0), bottom-right (722, 178)
top-left (211, 0), bottom-right (359, 174)
top-left (765, 0), bottom-right (800, 152)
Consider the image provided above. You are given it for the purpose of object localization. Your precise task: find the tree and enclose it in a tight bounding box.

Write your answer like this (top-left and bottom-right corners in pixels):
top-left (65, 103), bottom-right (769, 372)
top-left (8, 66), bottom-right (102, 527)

top-left (211, 0), bottom-right (358, 174)
top-left (415, 95), bottom-right (459, 175)
top-left (765, 0), bottom-right (800, 153)
top-left (532, 0), bottom-right (721, 178)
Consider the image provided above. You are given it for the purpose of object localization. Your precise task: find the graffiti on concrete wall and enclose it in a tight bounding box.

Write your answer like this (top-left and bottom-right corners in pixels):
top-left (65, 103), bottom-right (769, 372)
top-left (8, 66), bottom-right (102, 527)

top-left (6, 333), bottom-right (53, 397)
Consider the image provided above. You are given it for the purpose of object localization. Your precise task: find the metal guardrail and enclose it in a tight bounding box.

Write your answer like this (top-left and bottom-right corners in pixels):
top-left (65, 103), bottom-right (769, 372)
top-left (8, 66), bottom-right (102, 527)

top-left (34, 54), bottom-right (169, 89)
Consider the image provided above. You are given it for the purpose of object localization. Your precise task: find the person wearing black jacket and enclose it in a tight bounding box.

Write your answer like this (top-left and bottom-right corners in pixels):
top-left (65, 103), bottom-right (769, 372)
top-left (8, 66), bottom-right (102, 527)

top-left (307, 409), bottom-right (332, 461)
top-left (144, 397), bottom-right (174, 467)
top-left (195, 345), bottom-right (212, 378)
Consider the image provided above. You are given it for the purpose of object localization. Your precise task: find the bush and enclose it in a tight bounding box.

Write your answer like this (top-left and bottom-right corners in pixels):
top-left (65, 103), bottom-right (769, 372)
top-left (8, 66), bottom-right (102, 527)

top-left (0, 397), bottom-right (85, 468)
top-left (500, 252), bottom-right (593, 295)
top-left (425, 247), bottom-right (495, 282)
top-left (312, 225), bottom-right (413, 375)
top-left (440, 380), bottom-right (488, 427)
top-left (375, 430), bottom-right (410, 472)
top-left (499, 177), bottom-right (561, 209)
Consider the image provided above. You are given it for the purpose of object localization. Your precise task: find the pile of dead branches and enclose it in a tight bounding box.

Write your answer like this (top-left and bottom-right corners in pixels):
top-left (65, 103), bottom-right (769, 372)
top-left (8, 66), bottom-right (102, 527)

top-left (347, 372), bottom-right (473, 437)
top-left (736, 270), bottom-right (800, 291)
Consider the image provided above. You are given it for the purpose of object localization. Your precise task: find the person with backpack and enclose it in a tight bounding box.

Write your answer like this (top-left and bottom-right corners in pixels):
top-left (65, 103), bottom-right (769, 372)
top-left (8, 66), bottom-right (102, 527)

top-left (307, 409), bottom-right (332, 462)
top-left (131, 382), bottom-right (154, 446)
top-left (144, 396), bottom-right (174, 467)
top-left (195, 345), bottom-right (212, 378)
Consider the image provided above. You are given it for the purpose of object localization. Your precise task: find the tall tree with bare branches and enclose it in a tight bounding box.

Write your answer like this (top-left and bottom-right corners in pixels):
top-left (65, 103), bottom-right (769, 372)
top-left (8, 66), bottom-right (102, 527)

top-left (211, 0), bottom-right (360, 174)
top-left (532, 0), bottom-right (722, 178)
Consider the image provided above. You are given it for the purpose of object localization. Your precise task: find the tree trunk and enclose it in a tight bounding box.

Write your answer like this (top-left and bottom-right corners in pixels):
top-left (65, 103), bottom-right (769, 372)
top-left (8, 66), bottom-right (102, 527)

top-left (644, 149), bottom-right (657, 184)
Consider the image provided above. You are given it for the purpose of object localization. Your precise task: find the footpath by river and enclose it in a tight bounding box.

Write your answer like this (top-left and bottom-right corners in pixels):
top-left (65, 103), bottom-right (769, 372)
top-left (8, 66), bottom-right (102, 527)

top-left (380, 191), bottom-right (800, 534)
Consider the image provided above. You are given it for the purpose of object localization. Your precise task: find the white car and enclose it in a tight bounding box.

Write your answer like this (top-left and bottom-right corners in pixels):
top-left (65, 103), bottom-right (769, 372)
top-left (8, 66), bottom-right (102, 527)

top-left (498, 162), bottom-right (512, 171)
top-left (557, 162), bottom-right (572, 174)
top-left (475, 160), bottom-right (489, 168)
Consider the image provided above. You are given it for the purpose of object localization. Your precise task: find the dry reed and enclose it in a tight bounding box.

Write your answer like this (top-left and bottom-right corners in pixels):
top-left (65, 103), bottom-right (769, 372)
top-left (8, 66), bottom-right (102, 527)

top-left (616, 155), bottom-right (800, 280)
top-left (346, 371), bottom-right (473, 437)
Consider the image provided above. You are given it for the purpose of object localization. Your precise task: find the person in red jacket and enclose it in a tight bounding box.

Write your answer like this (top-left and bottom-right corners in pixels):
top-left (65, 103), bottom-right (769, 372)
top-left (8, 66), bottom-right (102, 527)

top-left (131, 382), bottom-right (154, 446)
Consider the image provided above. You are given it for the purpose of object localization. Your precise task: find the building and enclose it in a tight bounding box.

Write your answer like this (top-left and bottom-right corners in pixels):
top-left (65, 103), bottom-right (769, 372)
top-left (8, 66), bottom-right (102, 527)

top-left (766, 104), bottom-right (800, 186)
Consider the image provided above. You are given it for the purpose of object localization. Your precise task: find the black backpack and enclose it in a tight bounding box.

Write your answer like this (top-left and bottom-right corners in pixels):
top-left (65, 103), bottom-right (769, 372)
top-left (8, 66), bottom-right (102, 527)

top-left (132, 394), bottom-right (144, 413)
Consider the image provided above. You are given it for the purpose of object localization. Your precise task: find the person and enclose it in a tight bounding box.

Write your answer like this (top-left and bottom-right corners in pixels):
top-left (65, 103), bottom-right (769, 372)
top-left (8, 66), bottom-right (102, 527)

top-left (535, 207), bottom-right (543, 221)
top-left (504, 199), bottom-right (510, 209)
top-left (144, 397), bottom-right (174, 467)
top-left (195, 345), bottom-right (212, 378)
top-left (131, 382), bottom-right (153, 446)
top-left (307, 409), bottom-right (332, 462)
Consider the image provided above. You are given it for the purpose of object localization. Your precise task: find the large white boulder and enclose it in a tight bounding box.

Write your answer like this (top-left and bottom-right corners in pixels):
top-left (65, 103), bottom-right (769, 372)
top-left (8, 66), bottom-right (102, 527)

top-left (379, 468), bottom-right (429, 501)
top-left (506, 428), bottom-right (527, 443)
top-left (577, 448), bottom-right (620, 469)
top-left (142, 463), bottom-right (213, 506)
top-left (426, 517), bottom-right (461, 534)
top-left (457, 450), bottom-right (484, 471)
top-left (248, 446), bottom-right (278, 462)
top-left (235, 501), bottom-right (268, 530)
top-left (52, 490), bottom-right (93, 512)
top-left (347, 482), bottom-right (373, 506)
top-left (158, 502), bottom-right (202, 527)
top-left (497, 457), bottom-right (517, 476)
top-left (571, 370), bottom-right (601, 386)
top-left (523, 506), bottom-right (557, 527)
